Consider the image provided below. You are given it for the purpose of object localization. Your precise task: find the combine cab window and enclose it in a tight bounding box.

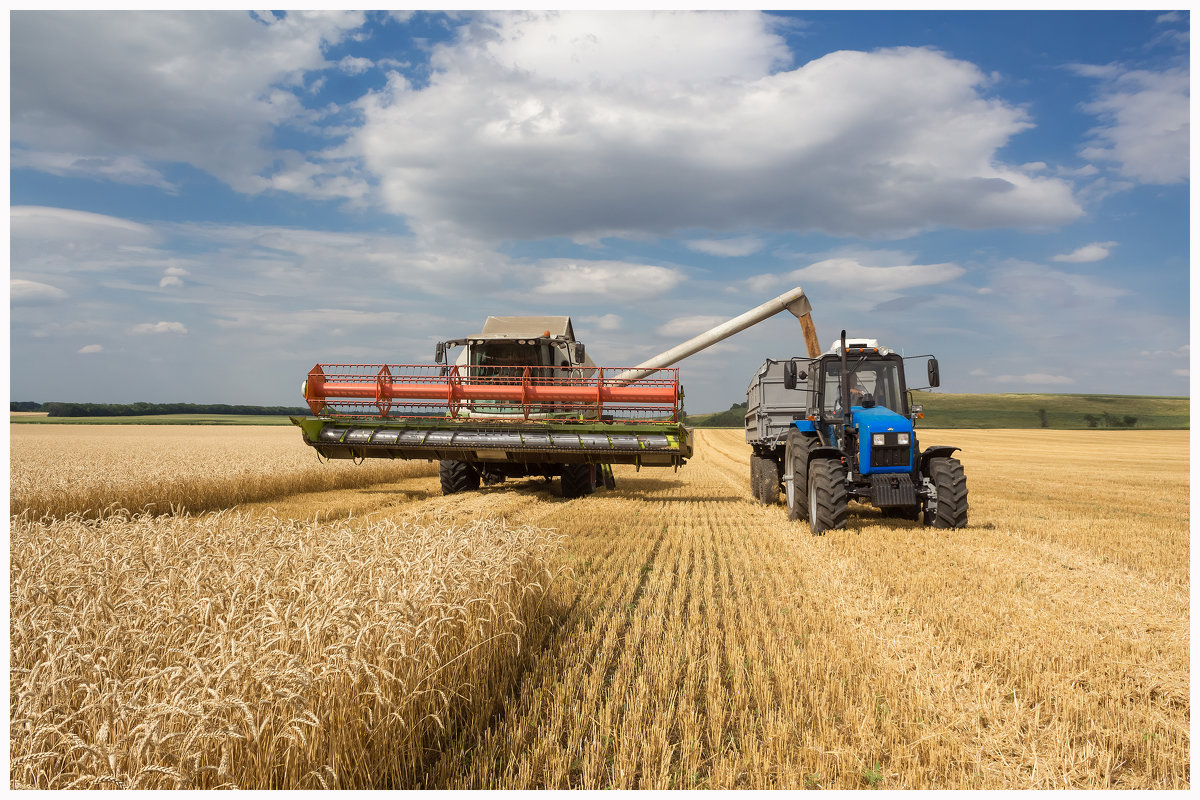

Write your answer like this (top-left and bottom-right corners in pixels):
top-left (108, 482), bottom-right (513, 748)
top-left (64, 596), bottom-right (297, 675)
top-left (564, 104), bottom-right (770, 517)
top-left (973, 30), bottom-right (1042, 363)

top-left (471, 343), bottom-right (542, 379)
top-left (821, 358), bottom-right (905, 415)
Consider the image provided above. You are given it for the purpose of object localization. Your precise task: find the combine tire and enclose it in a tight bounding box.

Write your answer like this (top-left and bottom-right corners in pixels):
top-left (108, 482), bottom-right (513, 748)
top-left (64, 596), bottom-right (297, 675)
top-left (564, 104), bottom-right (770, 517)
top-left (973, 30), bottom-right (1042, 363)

top-left (807, 458), bottom-right (848, 535)
top-left (439, 460), bottom-right (480, 495)
top-left (925, 457), bottom-right (968, 529)
top-left (785, 430), bottom-right (820, 521)
top-left (750, 453), bottom-right (780, 505)
top-left (560, 463), bottom-right (595, 499)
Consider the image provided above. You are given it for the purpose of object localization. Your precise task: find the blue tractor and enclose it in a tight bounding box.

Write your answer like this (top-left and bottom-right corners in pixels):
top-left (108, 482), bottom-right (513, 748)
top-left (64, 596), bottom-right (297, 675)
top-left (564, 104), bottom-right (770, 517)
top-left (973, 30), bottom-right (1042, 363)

top-left (744, 330), bottom-right (967, 534)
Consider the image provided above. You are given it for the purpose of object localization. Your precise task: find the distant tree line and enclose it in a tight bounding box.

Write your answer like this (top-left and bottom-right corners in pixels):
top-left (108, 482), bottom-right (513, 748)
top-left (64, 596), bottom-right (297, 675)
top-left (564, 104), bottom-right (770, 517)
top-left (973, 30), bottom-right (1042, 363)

top-left (13, 401), bottom-right (310, 417)
top-left (1084, 413), bottom-right (1138, 428)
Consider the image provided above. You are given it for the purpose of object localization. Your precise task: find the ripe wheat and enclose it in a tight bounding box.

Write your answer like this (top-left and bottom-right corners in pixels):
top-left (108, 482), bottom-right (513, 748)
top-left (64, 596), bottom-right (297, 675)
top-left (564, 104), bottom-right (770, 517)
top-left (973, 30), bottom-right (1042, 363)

top-left (10, 425), bottom-right (436, 520)
top-left (10, 510), bottom-right (563, 789)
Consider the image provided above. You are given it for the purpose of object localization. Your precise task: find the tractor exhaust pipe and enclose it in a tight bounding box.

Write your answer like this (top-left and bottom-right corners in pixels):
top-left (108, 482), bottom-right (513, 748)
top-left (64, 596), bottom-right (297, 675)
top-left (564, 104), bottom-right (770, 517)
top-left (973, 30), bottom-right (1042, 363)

top-left (612, 285), bottom-right (820, 384)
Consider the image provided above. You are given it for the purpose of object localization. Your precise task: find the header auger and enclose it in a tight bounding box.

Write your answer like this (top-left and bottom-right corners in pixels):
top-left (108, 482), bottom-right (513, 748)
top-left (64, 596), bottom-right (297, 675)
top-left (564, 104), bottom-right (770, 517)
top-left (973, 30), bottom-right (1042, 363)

top-left (293, 286), bottom-right (820, 498)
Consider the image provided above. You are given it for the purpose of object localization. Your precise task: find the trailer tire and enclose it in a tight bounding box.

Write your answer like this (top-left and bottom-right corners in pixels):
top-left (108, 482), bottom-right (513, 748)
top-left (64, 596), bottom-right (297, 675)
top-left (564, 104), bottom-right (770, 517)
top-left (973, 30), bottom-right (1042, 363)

top-left (750, 453), bottom-right (780, 505)
top-left (926, 457), bottom-right (968, 529)
top-left (807, 458), bottom-right (848, 535)
top-left (439, 460), bottom-right (480, 495)
top-left (560, 463), bottom-right (594, 499)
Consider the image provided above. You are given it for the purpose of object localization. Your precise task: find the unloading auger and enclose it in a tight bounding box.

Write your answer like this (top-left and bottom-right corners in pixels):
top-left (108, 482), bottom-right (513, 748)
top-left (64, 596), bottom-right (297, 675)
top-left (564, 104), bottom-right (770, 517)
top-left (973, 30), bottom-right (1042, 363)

top-left (292, 286), bottom-right (820, 498)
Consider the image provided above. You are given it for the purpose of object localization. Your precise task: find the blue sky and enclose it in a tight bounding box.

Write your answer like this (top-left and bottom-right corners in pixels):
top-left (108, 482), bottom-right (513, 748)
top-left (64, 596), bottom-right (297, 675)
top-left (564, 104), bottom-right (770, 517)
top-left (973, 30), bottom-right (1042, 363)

top-left (8, 10), bottom-right (1191, 411)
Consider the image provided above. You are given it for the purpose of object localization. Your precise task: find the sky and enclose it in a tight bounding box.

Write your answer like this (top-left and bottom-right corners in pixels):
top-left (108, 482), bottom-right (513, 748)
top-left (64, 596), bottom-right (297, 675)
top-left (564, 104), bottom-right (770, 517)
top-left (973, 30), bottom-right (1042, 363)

top-left (7, 9), bottom-right (1191, 412)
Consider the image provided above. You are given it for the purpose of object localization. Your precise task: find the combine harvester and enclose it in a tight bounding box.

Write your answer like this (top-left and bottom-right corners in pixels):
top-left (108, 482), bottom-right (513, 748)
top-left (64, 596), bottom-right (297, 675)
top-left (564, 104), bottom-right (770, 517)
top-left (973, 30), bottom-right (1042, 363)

top-left (294, 287), bottom-right (819, 498)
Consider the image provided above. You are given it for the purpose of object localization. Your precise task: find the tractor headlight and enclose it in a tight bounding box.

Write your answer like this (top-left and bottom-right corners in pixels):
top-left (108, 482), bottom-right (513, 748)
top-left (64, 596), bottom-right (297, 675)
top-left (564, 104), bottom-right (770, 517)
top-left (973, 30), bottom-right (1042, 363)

top-left (872, 433), bottom-right (886, 446)
top-left (897, 433), bottom-right (910, 445)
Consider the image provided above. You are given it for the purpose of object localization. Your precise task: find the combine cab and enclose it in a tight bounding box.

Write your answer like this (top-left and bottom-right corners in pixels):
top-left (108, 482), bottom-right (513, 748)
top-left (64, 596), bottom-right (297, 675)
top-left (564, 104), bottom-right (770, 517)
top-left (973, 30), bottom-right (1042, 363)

top-left (294, 287), bottom-right (820, 498)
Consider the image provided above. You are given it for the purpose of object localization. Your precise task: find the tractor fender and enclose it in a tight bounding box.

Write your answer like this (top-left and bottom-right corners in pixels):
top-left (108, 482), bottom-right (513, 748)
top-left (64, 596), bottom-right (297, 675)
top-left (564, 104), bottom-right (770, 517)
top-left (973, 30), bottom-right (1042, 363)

top-left (919, 445), bottom-right (961, 476)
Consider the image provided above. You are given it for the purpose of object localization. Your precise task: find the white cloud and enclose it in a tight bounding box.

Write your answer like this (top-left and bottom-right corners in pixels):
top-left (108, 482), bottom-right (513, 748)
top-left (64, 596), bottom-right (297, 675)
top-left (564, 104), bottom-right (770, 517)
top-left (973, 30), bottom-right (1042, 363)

top-left (11, 11), bottom-right (367, 195)
top-left (11, 279), bottom-right (68, 304)
top-left (992, 373), bottom-right (1075, 385)
top-left (1052, 241), bottom-right (1118, 263)
top-left (355, 12), bottom-right (1081, 241)
top-left (757, 257), bottom-right (964, 294)
top-left (131, 321), bottom-right (188, 335)
top-left (10, 151), bottom-right (176, 191)
top-left (586, 313), bottom-right (623, 331)
top-left (533, 260), bottom-right (685, 298)
top-left (1076, 64), bottom-right (1189, 184)
top-left (1171, 368), bottom-right (1188, 377)
top-left (160, 276), bottom-right (184, 288)
top-left (338, 55), bottom-right (373, 75)
top-left (656, 315), bottom-right (730, 337)
top-left (684, 236), bottom-right (766, 258)
top-left (78, 344), bottom-right (103, 354)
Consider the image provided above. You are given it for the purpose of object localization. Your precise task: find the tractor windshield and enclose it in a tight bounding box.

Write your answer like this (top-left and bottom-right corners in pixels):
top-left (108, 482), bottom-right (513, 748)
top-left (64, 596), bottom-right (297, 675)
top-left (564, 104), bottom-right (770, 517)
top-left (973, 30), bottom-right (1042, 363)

top-left (821, 358), bottom-right (905, 415)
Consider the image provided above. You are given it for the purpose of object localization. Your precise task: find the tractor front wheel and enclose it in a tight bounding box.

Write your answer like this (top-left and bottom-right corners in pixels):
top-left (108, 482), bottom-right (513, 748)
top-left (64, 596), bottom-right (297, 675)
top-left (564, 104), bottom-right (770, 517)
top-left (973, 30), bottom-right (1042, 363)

top-left (439, 460), bottom-right (480, 495)
top-left (807, 458), bottom-right (848, 535)
top-left (925, 457), bottom-right (968, 528)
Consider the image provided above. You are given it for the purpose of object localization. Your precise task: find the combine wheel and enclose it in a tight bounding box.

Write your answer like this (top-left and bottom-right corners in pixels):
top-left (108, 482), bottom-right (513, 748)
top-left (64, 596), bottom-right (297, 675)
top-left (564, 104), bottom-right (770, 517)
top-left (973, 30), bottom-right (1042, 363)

top-left (784, 430), bottom-right (819, 521)
top-left (925, 457), bottom-right (968, 528)
top-left (560, 463), bottom-right (594, 499)
top-left (807, 458), bottom-right (848, 535)
top-left (750, 453), bottom-right (780, 505)
top-left (439, 460), bottom-right (480, 495)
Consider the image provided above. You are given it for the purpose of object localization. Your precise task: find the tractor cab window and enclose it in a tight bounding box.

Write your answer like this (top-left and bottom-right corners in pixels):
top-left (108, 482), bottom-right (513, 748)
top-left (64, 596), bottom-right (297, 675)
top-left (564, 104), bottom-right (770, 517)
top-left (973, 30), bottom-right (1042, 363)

top-left (821, 358), bottom-right (905, 415)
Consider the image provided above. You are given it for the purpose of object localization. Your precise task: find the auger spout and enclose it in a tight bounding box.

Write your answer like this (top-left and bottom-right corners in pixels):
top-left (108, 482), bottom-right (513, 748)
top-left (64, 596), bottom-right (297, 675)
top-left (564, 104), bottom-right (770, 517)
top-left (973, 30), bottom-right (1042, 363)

top-left (611, 285), bottom-right (820, 385)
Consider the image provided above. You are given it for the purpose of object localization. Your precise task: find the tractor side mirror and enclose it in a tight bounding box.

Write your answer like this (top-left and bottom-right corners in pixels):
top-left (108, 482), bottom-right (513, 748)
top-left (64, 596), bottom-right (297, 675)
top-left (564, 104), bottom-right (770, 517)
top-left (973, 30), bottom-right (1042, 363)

top-left (783, 361), bottom-right (797, 390)
top-left (927, 358), bottom-right (940, 388)
top-left (434, 342), bottom-right (446, 364)
top-left (573, 342), bottom-right (585, 363)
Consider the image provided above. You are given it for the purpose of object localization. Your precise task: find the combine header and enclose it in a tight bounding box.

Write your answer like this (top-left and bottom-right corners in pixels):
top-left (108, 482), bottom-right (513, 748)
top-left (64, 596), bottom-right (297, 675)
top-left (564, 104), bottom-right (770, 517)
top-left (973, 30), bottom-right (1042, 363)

top-left (293, 287), bottom-right (817, 498)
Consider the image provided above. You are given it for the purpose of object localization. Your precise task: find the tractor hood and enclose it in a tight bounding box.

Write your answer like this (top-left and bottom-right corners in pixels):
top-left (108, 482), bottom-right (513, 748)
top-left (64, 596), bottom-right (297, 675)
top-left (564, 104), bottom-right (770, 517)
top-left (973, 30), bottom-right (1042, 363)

top-left (853, 405), bottom-right (914, 474)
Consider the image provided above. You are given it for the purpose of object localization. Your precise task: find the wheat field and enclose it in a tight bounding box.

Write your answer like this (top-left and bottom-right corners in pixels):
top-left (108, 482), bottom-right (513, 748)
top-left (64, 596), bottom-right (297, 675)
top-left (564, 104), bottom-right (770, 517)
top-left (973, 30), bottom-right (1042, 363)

top-left (9, 425), bottom-right (1190, 788)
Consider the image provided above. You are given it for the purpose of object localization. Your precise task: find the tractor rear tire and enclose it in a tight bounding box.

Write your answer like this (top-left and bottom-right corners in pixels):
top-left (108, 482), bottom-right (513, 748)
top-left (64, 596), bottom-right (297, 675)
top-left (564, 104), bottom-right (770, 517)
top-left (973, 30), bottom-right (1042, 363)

top-left (560, 463), bottom-right (594, 499)
top-left (750, 453), bottom-right (780, 505)
top-left (807, 458), bottom-right (848, 535)
top-left (926, 457), bottom-right (968, 528)
top-left (785, 430), bottom-right (820, 521)
top-left (439, 460), bottom-right (480, 495)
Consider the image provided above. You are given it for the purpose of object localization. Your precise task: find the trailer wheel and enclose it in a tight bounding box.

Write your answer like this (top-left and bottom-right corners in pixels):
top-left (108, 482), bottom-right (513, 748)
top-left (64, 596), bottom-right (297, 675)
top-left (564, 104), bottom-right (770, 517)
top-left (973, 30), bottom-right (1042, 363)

top-left (439, 460), bottom-right (480, 495)
top-left (785, 430), bottom-right (819, 521)
top-left (750, 453), bottom-right (780, 505)
top-left (807, 458), bottom-right (848, 535)
top-left (925, 457), bottom-right (968, 529)
top-left (560, 463), bottom-right (594, 499)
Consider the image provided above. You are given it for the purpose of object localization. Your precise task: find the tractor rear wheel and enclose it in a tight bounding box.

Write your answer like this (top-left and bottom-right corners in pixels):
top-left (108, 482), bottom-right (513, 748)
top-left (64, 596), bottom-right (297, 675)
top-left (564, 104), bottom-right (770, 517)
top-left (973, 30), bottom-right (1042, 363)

top-left (750, 453), bottom-right (780, 505)
top-left (807, 458), bottom-right (848, 535)
top-left (925, 457), bottom-right (968, 528)
top-left (560, 463), bottom-right (595, 499)
top-left (439, 460), bottom-right (480, 495)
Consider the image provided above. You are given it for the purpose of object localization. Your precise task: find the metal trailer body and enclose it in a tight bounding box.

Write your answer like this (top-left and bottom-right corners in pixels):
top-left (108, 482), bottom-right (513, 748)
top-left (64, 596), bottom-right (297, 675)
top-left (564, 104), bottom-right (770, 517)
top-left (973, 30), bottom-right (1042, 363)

top-left (744, 332), bottom-right (968, 533)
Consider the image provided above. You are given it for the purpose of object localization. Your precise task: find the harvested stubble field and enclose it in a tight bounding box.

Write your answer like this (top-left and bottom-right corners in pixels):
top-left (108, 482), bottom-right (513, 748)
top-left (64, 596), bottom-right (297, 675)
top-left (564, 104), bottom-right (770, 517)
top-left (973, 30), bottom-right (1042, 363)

top-left (9, 425), bottom-right (1190, 789)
